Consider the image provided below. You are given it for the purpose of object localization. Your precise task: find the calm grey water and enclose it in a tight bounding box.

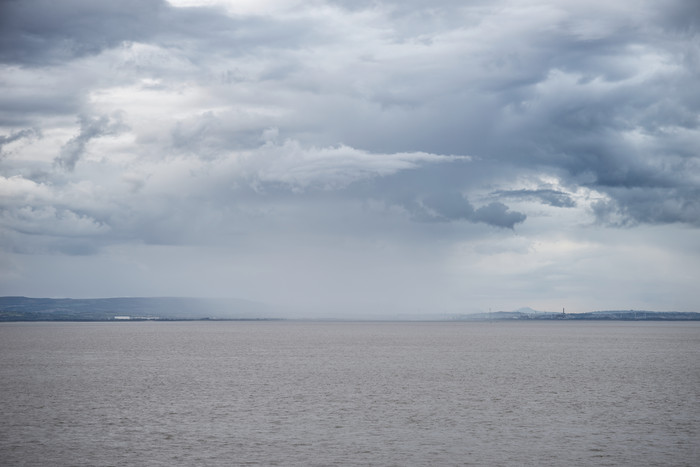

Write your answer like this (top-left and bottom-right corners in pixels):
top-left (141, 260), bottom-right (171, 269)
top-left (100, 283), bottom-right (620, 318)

top-left (1, 321), bottom-right (699, 466)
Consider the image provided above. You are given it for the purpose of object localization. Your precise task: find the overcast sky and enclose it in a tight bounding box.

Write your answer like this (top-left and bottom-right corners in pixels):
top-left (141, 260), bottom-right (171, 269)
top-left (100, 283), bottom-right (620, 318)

top-left (1, 0), bottom-right (699, 316)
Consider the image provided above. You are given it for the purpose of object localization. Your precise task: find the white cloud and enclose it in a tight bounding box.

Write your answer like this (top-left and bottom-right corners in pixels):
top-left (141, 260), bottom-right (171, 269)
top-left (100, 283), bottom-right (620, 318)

top-left (236, 139), bottom-right (467, 190)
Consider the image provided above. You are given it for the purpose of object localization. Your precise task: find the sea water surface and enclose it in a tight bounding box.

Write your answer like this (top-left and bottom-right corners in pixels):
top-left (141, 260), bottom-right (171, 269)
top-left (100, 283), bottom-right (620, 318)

top-left (1, 321), bottom-right (699, 466)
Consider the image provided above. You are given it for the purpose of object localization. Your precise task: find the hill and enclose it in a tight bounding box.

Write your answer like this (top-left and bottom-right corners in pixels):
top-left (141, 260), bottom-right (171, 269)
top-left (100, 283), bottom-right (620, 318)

top-left (0, 296), bottom-right (275, 321)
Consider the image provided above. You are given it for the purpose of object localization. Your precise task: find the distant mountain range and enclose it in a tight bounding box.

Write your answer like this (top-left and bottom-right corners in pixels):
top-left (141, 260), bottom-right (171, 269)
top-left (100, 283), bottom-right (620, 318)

top-left (0, 296), bottom-right (275, 321)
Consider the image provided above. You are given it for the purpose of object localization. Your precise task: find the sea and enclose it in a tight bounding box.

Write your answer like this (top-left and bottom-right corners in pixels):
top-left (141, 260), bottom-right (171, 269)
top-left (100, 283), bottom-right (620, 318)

top-left (1, 320), bottom-right (698, 466)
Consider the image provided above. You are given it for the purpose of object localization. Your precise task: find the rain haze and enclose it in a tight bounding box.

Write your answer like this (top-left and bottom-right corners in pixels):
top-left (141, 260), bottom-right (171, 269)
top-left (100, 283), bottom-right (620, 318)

top-left (1, 0), bottom-right (699, 317)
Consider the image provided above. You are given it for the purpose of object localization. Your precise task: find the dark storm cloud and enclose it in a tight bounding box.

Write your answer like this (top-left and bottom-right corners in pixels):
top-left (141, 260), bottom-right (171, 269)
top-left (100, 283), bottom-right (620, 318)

top-left (288, 1), bottom-right (697, 228)
top-left (405, 192), bottom-right (526, 229)
top-left (471, 9), bottom-right (700, 227)
top-left (658, 0), bottom-right (700, 32)
top-left (0, 0), bottom-right (163, 65)
top-left (421, 192), bottom-right (474, 222)
top-left (593, 187), bottom-right (700, 227)
top-left (0, 0), bottom-right (318, 67)
top-left (347, 161), bottom-right (525, 229)
top-left (473, 202), bottom-right (527, 230)
top-left (328, 0), bottom-right (700, 229)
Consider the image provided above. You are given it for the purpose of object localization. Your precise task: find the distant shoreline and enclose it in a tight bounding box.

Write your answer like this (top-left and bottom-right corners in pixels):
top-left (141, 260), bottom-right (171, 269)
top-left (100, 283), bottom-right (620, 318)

top-left (452, 310), bottom-right (700, 322)
top-left (1, 297), bottom-right (698, 322)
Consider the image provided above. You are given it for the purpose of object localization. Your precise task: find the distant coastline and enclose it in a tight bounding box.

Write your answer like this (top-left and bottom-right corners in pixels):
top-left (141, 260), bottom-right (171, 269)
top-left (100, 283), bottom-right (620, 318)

top-left (0, 296), bottom-right (273, 322)
top-left (452, 310), bottom-right (700, 321)
top-left (1, 297), bottom-right (698, 322)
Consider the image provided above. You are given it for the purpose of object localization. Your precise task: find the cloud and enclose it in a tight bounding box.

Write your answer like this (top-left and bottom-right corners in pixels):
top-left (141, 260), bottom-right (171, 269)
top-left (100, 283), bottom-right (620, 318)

top-left (494, 189), bottom-right (576, 208)
top-left (1, 132), bottom-right (476, 253)
top-left (473, 202), bottom-right (527, 229)
top-left (0, 0), bottom-right (698, 312)
top-left (396, 190), bottom-right (526, 229)
top-left (2, 1), bottom-right (697, 230)
top-left (593, 187), bottom-right (700, 227)
top-left (0, 128), bottom-right (35, 146)
top-left (237, 138), bottom-right (467, 191)
top-left (0, 0), bottom-right (324, 69)
top-left (0, 128), bottom-right (39, 156)
top-left (0, 0), bottom-right (164, 66)
top-left (421, 191), bottom-right (474, 222)
top-left (1, 205), bottom-right (108, 238)
top-left (55, 113), bottom-right (128, 171)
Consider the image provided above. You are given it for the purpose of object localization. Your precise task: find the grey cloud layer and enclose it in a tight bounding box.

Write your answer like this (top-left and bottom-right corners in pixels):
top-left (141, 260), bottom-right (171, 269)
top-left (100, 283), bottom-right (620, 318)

top-left (1, 0), bottom-right (699, 259)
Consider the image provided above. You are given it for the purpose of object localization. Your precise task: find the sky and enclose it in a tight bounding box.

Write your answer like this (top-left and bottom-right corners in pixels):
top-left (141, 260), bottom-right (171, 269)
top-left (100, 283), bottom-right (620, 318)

top-left (0, 0), bottom-right (699, 316)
